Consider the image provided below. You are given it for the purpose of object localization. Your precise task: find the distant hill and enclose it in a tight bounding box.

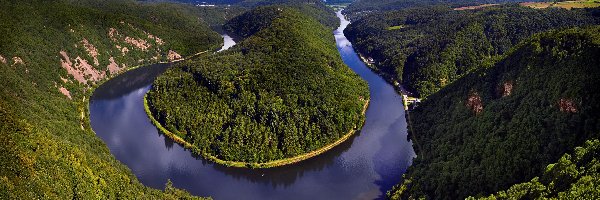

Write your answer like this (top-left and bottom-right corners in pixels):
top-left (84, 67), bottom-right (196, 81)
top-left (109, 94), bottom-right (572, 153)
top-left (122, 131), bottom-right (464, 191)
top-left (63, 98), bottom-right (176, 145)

top-left (236, 0), bottom-right (341, 28)
top-left (141, 0), bottom-right (340, 29)
top-left (345, 0), bottom-right (545, 15)
top-left (344, 5), bottom-right (600, 97)
top-left (146, 6), bottom-right (369, 167)
top-left (389, 26), bottom-right (600, 199)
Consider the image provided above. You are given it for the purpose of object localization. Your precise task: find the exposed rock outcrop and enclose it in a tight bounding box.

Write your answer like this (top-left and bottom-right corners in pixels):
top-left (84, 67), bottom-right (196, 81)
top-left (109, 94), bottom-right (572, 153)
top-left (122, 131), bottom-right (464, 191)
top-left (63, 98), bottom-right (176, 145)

top-left (147, 32), bottom-right (164, 45)
top-left (107, 57), bottom-right (121, 75)
top-left (60, 51), bottom-right (105, 84)
top-left (108, 28), bottom-right (119, 42)
top-left (168, 50), bottom-right (182, 61)
top-left (0, 54), bottom-right (6, 64)
top-left (467, 91), bottom-right (484, 114)
top-left (59, 87), bottom-right (72, 99)
top-left (559, 98), bottom-right (577, 113)
top-left (81, 38), bottom-right (100, 66)
top-left (12, 57), bottom-right (24, 66)
top-left (498, 81), bottom-right (514, 97)
top-left (125, 36), bottom-right (150, 51)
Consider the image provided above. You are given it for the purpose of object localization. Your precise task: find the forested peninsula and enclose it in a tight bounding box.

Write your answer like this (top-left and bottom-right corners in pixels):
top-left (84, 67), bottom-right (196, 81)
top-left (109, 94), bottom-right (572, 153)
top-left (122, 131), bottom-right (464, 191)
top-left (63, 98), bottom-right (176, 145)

top-left (389, 26), bottom-right (600, 199)
top-left (145, 6), bottom-right (369, 168)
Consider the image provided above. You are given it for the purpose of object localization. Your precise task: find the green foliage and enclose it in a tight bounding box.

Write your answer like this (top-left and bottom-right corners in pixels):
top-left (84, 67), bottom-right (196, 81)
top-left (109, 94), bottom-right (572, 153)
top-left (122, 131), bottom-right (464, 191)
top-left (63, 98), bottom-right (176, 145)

top-left (224, 6), bottom-right (286, 38)
top-left (345, 5), bottom-right (600, 97)
top-left (389, 26), bottom-right (600, 199)
top-left (470, 139), bottom-right (600, 199)
top-left (0, 0), bottom-right (221, 198)
top-left (234, 0), bottom-right (340, 29)
top-left (146, 7), bottom-right (369, 164)
top-left (64, 0), bottom-right (224, 55)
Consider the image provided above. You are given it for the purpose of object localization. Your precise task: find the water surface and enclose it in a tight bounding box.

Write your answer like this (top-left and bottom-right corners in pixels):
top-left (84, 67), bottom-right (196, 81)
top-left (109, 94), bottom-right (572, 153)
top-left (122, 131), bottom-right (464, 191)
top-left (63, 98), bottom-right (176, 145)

top-left (90, 11), bottom-right (415, 200)
top-left (218, 34), bottom-right (236, 52)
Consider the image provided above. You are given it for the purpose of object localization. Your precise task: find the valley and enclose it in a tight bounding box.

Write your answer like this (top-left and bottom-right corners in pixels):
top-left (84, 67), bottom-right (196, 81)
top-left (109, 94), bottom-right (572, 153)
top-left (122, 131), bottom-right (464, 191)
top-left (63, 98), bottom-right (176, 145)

top-left (1, 0), bottom-right (599, 199)
top-left (89, 9), bottom-right (415, 199)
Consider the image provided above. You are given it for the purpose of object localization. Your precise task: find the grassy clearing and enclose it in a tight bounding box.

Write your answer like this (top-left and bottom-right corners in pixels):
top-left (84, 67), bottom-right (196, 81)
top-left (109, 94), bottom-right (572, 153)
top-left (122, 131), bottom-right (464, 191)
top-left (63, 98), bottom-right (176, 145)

top-left (521, 0), bottom-right (600, 10)
top-left (387, 25), bottom-right (406, 30)
top-left (452, 4), bottom-right (499, 11)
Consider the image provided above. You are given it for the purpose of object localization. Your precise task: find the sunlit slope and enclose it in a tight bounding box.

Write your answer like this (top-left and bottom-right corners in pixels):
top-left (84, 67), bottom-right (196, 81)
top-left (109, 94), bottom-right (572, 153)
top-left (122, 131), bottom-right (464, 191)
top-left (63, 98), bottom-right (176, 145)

top-left (0, 0), bottom-right (220, 198)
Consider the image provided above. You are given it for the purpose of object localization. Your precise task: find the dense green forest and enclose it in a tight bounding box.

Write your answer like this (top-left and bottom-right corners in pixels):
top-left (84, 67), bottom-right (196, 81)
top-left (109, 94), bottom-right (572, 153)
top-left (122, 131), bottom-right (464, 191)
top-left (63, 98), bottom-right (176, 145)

top-left (388, 139), bottom-right (600, 199)
top-left (345, 5), bottom-right (600, 97)
top-left (0, 0), bottom-right (223, 198)
top-left (237, 0), bottom-right (340, 29)
top-left (146, 6), bottom-right (369, 166)
top-left (474, 139), bottom-right (600, 199)
top-left (387, 26), bottom-right (600, 199)
top-left (149, 0), bottom-right (338, 33)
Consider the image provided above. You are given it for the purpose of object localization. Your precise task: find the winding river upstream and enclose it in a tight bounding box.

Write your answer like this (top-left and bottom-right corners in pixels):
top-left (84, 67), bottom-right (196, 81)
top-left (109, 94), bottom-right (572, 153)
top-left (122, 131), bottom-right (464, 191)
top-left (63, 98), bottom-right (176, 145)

top-left (90, 11), bottom-right (415, 200)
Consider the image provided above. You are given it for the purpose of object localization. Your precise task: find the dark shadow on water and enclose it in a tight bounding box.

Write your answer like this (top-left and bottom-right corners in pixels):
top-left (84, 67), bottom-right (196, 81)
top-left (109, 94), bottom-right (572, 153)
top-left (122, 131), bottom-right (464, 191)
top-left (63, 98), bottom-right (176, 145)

top-left (91, 63), bottom-right (172, 100)
top-left (372, 115), bottom-right (415, 200)
top-left (162, 127), bottom-right (362, 188)
top-left (162, 131), bottom-right (175, 150)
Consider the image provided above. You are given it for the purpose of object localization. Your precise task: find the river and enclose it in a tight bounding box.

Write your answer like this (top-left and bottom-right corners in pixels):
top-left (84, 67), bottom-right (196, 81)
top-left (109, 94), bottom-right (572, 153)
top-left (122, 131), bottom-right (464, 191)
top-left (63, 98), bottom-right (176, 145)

top-left (218, 34), bottom-right (236, 52)
top-left (89, 11), bottom-right (415, 200)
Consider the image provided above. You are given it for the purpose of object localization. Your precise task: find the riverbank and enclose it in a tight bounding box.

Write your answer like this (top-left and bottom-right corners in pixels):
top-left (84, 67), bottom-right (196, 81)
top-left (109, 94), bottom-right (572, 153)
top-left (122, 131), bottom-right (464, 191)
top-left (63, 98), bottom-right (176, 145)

top-left (144, 95), bottom-right (370, 168)
top-left (343, 13), bottom-right (420, 148)
top-left (84, 49), bottom-right (213, 132)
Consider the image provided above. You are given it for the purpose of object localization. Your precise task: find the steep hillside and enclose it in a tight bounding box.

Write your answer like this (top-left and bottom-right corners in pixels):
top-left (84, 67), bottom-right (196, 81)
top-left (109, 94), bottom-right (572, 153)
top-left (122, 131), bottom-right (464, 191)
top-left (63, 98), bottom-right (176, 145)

top-left (68, 0), bottom-right (247, 33)
top-left (389, 26), bottom-right (600, 199)
top-left (0, 0), bottom-right (220, 198)
top-left (345, 5), bottom-right (600, 97)
top-left (223, 6), bottom-right (285, 38)
top-left (473, 139), bottom-right (600, 199)
top-left (146, 6), bottom-right (369, 167)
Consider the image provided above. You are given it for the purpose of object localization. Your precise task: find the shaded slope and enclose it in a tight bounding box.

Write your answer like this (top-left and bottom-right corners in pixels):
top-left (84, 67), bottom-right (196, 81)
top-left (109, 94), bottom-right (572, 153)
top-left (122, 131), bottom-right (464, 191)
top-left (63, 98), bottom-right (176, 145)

top-left (345, 5), bottom-right (600, 97)
top-left (390, 26), bottom-right (600, 199)
top-left (474, 139), bottom-right (600, 199)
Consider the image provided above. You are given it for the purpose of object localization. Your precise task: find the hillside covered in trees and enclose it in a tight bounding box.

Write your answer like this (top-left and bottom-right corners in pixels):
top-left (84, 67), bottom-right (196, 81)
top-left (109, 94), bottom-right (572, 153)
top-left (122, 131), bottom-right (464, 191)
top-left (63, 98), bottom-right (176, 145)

top-left (474, 139), bottom-right (600, 199)
top-left (345, 5), bottom-right (600, 97)
top-left (0, 0), bottom-right (223, 198)
top-left (146, 6), bottom-right (369, 167)
top-left (238, 0), bottom-right (341, 30)
top-left (387, 26), bottom-right (600, 199)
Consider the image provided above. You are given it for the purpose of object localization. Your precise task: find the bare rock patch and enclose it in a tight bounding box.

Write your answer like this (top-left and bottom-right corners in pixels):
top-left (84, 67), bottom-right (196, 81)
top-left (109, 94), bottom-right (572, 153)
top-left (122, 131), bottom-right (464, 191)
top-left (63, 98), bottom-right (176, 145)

top-left (81, 38), bottom-right (100, 66)
top-left (559, 98), bottom-right (577, 113)
top-left (107, 57), bottom-right (121, 75)
top-left (168, 50), bottom-right (182, 61)
top-left (12, 57), bottom-right (24, 66)
top-left (59, 87), bottom-right (72, 99)
top-left (498, 81), bottom-right (514, 97)
top-left (467, 91), bottom-right (484, 114)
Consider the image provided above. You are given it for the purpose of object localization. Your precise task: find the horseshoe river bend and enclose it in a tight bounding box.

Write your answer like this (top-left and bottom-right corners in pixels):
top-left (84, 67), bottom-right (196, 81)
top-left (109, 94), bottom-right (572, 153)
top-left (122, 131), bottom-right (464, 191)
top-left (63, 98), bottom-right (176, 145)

top-left (89, 11), bottom-right (415, 200)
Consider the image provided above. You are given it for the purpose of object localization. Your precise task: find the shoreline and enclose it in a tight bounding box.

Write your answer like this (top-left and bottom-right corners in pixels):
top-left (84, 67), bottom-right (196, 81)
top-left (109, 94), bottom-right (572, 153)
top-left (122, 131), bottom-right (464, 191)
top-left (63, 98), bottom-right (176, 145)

top-left (85, 47), bottom-right (216, 134)
top-left (144, 94), bottom-right (370, 168)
